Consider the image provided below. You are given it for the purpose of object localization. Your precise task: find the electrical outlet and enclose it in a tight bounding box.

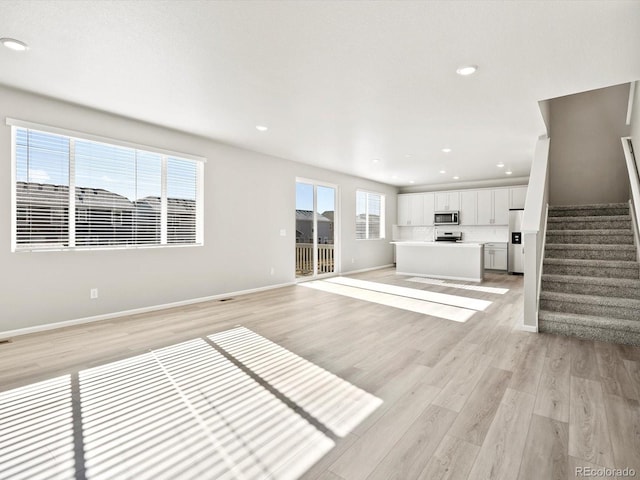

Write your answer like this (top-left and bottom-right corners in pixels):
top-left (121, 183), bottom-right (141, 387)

top-left (279, 229), bottom-right (286, 237)
top-left (351, 258), bottom-right (355, 264)
top-left (270, 267), bottom-right (275, 275)
top-left (90, 288), bottom-right (98, 299)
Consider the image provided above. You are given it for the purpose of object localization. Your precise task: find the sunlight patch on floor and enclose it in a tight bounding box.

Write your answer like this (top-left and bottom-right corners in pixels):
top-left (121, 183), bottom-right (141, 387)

top-left (0, 376), bottom-right (75, 480)
top-left (0, 328), bottom-right (382, 480)
top-left (326, 276), bottom-right (492, 311)
top-left (406, 276), bottom-right (509, 294)
top-left (210, 327), bottom-right (383, 438)
top-left (299, 280), bottom-right (476, 322)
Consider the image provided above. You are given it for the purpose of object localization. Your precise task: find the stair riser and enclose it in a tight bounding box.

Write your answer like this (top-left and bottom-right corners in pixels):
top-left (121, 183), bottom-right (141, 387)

top-left (541, 280), bottom-right (640, 300)
top-left (543, 263), bottom-right (640, 279)
top-left (539, 321), bottom-right (640, 346)
top-left (549, 208), bottom-right (629, 217)
top-left (540, 298), bottom-right (639, 320)
top-left (547, 220), bottom-right (631, 230)
top-left (546, 233), bottom-right (633, 245)
top-left (544, 249), bottom-right (636, 261)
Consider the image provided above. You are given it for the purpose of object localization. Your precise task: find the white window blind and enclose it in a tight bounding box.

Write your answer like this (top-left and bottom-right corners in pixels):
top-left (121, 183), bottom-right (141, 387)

top-left (15, 129), bottom-right (70, 248)
top-left (167, 157), bottom-right (197, 244)
top-left (11, 124), bottom-right (203, 252)
top-left (356, 190), bottom-right (385, 240)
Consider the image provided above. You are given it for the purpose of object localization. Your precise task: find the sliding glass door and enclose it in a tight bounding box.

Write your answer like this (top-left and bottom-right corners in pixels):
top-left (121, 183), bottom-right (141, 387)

top-left (295, 180), bottom-right (337, 279)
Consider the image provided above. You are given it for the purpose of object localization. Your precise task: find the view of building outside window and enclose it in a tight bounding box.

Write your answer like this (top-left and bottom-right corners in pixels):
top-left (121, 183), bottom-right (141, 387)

top-left (14, 128), bottom-right (199, 250)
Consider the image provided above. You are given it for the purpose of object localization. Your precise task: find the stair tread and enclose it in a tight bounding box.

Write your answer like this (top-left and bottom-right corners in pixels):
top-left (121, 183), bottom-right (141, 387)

top-left (544, 243), bottom-right (636, 250)
top-left (547, 229), bottom-right (633, 234)
top-left (541, 274), bottom-right (640, 287)
top-left (547, 215), bottom-right (630, 222)
top-left (540, 290), bottom-right (640, 307)
top-left (539, 310), bottom-right (640, 332)
top-left (549, 203), bottom-right (629, 210)
top-left (543, 257), bottom-right (639, 267)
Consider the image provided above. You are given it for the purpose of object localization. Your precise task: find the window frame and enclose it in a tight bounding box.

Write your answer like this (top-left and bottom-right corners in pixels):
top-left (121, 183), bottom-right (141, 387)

top-left (8, 118), bottom-right (205, 252)
top-left (356, 189), bottom-right (386, 240)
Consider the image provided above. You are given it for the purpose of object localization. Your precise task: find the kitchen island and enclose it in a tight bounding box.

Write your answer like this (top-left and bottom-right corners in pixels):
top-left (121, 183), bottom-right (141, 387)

top-left (392, 241), bottom-right (484, 282)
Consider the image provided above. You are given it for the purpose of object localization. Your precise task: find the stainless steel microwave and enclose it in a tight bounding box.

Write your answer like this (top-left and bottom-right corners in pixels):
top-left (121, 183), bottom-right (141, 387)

top-left (434, 211), bottom-right (459, 225)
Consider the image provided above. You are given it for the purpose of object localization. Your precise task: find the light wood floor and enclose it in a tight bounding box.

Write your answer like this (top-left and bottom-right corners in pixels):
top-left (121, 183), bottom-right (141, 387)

top-left (1, 268), bottom-right (639, 480)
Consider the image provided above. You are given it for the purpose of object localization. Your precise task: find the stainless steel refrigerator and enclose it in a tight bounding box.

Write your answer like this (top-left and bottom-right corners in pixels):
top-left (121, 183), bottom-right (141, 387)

top-left (508, 209), bottom-right (524, 274)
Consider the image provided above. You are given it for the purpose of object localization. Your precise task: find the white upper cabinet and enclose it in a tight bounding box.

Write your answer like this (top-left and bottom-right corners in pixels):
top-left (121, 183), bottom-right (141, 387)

top-left (477, 188), bottom-right (509, 225)
top-left (398, 193), bottom-right (432, 225)
top-left (493, 188), bottom-right (509, 225)
top-left (434, 192), bottom-right (447, 211)
top-left (423, 193), bottom-right (435, 226)
top-left (509, 186), bottom-right (527, 209)
top-left (398, 194), bottom-right (410, 226)
top-left (476, 189), bottom-right (493, 225)
top-left (449, 192), bottom-right (460, 211)
top-left (400, 187), bottom-right (518, 227)
top-left (459, 190), bottom-right (477, 225)
top-left (409, 194), bottom-right (425, 226)
top-left (435, 191), bottom-right (460, 211)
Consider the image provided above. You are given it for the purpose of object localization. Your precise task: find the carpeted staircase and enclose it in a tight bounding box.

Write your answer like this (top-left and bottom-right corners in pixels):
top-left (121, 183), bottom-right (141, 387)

top-left (538, 202), bottom-right (640, 346)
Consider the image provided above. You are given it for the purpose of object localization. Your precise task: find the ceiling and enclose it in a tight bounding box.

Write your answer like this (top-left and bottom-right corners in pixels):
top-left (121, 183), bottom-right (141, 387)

top-left (1, 1), bottom-right (640, 188)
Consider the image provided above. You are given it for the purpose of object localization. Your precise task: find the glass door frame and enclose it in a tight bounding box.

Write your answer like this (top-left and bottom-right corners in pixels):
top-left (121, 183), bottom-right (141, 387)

top-left (295, 177), bottom-right (340, 281)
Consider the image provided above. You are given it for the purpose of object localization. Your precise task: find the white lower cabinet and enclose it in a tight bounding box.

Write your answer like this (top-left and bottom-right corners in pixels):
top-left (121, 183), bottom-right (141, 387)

top-left (484, 243), bottom-right (507, 271)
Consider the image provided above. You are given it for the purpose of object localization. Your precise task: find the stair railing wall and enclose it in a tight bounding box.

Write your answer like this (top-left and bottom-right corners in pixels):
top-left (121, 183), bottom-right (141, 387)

top-left (630, 201), bottom-right (640, 263)
top-left (522, 136), bottom-right (551, 332)
top-left (621, 137), bottom-right (640, 261)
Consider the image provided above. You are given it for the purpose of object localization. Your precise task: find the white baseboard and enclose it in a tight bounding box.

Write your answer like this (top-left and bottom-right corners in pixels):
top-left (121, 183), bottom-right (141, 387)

top-left (521, 324), bottom-right (538, 333)
top-left (0, 281), bottom-right (295, 340)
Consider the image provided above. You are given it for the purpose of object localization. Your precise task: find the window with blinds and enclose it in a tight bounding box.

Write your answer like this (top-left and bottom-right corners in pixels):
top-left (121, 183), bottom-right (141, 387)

top-left (356, 190), bottom-right (385, 240)
top-left (11, 124), bottom-right (203, 252)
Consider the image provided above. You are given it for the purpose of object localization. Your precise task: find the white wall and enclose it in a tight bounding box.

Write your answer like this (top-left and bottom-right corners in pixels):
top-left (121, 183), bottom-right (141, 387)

top-left (0, 86), bottom-right (397, 333)
top-left (631, 81), bottom-right (640, 148)
top-left (548, 83), bottom-right (631, 205)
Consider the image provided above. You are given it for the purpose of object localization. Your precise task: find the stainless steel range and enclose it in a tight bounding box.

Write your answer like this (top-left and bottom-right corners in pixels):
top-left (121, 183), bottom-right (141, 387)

top-left (435, 231), bottom-right (462, 242)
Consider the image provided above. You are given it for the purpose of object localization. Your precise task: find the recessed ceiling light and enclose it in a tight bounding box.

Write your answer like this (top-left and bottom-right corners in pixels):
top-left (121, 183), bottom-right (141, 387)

top-left (505, 170), bottom-right (513, 175)
top-left (456, 65), bottom-right (477, 76)
top-left (372, 158), bottom-right (380, 163)
top-left (441, 148), bottom-right (452, 153)
top-left (439, 170), bottom-right (446, 174)
top-left (392, 175), bottom-right (398, 179)
top-left (1, 38), bottom-right (28, 51)
top-left (453, 176), bottom-right (460, 180)
top-left (409, 180), bottom-right (415, 184)
top-left (255, 125), bottom-right (268, 132)
top-left (496, 162), bottom-right (505, 168)
top-left (404, 154), bottom-right (412, 158)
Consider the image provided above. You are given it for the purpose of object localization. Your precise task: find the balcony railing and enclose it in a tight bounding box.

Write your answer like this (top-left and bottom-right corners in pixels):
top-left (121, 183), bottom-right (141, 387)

top-left (296, 243), bottom-right (334, 276)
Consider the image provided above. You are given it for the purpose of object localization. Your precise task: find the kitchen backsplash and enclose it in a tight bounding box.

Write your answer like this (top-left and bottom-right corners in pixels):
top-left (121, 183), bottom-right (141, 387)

top-left (393, 225), bottom-right (509, 243)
